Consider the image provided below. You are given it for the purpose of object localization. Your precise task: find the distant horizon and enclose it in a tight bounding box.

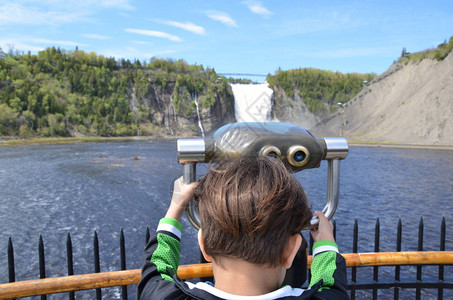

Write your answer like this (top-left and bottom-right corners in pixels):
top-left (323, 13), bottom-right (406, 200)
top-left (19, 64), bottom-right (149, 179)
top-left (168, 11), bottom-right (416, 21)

top-left (0, 40), bottom-right (447, 83)
top-left (1, 1), bottom-right (452, 82)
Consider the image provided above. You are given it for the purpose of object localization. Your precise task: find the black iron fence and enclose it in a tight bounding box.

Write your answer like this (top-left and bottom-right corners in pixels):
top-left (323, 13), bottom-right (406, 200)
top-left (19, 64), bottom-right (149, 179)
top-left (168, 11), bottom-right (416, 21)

top-left (3, 217), bottom-right (452, 299)
top-left (6, 229), bottom-right (131, 300)
top-left (307, 217), bottom-right (452, 299)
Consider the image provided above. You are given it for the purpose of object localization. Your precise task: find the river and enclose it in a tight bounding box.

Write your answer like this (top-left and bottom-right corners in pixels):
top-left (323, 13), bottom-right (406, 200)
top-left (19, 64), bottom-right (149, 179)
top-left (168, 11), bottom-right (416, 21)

top-left (0, 140), bottom-right (452, 299)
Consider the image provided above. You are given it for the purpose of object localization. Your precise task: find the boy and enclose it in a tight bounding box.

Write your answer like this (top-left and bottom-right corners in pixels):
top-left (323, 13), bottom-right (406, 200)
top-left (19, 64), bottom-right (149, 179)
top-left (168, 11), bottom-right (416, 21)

top-left (137, 156), bottom-right (349, 299)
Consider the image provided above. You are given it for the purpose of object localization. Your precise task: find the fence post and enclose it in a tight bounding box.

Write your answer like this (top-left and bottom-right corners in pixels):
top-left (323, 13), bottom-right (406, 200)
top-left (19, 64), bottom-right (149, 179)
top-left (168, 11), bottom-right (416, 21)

top-left (351, 218), bottom-right (358, 300)
top-left (38, 235), bottom-right (47, 300)
top-left (373, 218), bottom-right (380, 300)
top-left (67, 233), bottom-right (75, 300)
top-left (394, 217), bottom-right (402, 299)
top-left (416, 216), bottom-right (424, 300)
top-left (333, 218), bottom-right (336, 240)
top-left (145, 226), bottom-right (150, 245)
top-left (8, 237), bottom-right (16, 300)
top-left (120, 228), bottom-right (128, 300)
top-left (438, 216), bottom-right (445, 300)
top-left (8, 237), bottom-right (15, 284)
top-left (94, 231), bottom-right (101, 300)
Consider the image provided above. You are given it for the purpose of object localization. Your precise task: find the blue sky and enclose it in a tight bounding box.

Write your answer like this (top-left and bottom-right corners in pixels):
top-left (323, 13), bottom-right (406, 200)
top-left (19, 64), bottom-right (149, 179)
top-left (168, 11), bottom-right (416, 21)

top-left (1, 0), bottom-right (452, 81)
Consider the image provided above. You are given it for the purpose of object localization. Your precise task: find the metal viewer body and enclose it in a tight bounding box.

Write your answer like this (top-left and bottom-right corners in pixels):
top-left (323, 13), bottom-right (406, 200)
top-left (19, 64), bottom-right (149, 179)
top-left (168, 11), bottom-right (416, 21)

top-left (177, 122), bottom-right (348, 230)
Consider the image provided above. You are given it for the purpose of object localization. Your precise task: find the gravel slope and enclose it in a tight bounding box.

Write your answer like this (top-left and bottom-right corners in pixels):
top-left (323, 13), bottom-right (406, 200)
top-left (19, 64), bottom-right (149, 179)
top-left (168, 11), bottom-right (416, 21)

top-left (312, 52), bottom-right (453, 146)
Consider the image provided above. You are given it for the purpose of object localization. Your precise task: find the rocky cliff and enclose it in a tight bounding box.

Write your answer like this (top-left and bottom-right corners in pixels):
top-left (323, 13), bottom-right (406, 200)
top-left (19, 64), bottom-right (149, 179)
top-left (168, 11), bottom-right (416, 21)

top-left (140, 80), bottom-right (235, 137)
top-left (311, 51), bottom-right (453, 145)
top-left (271, 86), bottom-right (320, 129)
top-left (267, 69), bottom-right (373, 130)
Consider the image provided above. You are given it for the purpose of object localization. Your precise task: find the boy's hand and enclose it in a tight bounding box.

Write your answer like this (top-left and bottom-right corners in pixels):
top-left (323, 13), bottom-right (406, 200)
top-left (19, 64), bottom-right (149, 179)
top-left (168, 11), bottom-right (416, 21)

top-left (165, 177), bottom-right (198, 221)
top-left (310, 211), bottom-right (335, 243)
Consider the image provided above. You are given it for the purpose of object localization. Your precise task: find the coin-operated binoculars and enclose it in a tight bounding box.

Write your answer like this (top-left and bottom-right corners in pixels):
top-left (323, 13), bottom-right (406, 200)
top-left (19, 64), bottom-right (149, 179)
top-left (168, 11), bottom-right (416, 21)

top-left (177, 122), bottom-right (349, 230)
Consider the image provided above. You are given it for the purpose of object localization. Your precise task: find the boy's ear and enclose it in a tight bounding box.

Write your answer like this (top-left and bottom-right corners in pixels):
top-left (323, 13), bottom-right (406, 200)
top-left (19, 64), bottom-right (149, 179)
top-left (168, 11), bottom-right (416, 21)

top-left (282, 234), bottom-right (302, 269)
top-left (197, 229), bottom-right (213, 262)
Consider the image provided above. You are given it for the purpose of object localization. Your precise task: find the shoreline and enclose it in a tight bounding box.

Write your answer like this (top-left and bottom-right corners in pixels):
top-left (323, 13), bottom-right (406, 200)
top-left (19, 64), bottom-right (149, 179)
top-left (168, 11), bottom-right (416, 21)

top-left (349, 141), bottom-right (453, 151)
top-left (1, 136), bottom-right (453, 151)
top-left (0, 136), bottom-right (172, 146)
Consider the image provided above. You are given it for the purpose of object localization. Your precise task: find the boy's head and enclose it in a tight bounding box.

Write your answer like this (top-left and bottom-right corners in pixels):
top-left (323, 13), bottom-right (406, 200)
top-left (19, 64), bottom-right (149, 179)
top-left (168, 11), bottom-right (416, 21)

top-left (194, 156), bottom-right (312, 267)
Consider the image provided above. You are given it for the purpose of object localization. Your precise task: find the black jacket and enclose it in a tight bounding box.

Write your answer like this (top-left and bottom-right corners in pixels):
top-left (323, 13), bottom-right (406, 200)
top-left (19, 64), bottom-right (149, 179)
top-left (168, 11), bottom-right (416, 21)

top-left (137, 218), bottom-right (349, 299)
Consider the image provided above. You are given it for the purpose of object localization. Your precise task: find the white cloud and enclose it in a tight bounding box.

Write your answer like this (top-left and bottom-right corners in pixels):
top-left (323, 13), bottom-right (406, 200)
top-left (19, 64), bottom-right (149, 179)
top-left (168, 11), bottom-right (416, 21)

top-left (0, 0), bottom-right (134, 26)
top-left (0, 2), bottom-right (88, 26)
top-left (103, 51), bottom-right (127, 59)
top-left (125, 46), bottom-right (136, 52)
top-left (206, 11), bottom-right (238, 27)
top-left (243, 1), bottom-right (272, 17)
top-left (272, 10), bottom-right (364, 38)
top-left (301, 47), bottom-right (392, 58)
top-left (0, 39), bottom-right (45, 53)
top-left (9, 0), bottom-right (135, 11)
top-left (82, 34), bottom-right (111, 40)
top-left (28, 38), bottom-right (87, 47)
top-left (98, 0), bottom-right (134, 10)
top-left (125, 28), bottom-right (183, 42)
top-left (131, 40), bottom-right (152, 45)
top-left (104, 48), bottom-right (176, 60)
top-left (0, 37), bottom-right (86, 52)
top-left (157, 20), bottom-right (205, 35)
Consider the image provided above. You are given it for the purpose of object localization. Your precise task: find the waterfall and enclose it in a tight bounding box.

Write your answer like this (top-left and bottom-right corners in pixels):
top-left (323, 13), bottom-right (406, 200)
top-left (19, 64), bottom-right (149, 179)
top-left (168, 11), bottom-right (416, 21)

top-left (193, 91), bottom-right (205, 137)
top-left (230, 83), bottom-right (273, 122)
top-left (130, 89), bottom-right (141, 136)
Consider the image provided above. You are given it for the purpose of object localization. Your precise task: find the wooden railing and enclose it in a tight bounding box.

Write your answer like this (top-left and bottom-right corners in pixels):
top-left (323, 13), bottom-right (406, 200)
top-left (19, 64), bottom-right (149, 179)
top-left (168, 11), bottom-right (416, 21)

top-left (1, 251), bottom-right (453, 299)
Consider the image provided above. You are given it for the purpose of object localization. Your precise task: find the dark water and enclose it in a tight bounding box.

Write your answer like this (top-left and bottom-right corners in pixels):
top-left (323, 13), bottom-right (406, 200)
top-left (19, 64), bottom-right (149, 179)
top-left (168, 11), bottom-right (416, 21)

top-left (0, 141), bottom-right (452, 299)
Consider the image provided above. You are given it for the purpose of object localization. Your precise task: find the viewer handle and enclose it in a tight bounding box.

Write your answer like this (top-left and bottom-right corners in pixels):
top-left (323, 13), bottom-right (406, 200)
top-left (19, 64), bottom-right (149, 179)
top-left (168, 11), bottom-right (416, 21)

top-left (310, 137), bottom-right (348, 227)
top-left (323, 158), bottom-right (340, 220)
top-left (183, 163), bottom-right (196, 184)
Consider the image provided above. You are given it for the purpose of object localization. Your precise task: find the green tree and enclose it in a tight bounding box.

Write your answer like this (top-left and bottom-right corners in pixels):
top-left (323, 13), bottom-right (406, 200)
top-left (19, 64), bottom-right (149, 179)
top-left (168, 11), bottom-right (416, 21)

top-left (0, 104), bottom-right (18, 134)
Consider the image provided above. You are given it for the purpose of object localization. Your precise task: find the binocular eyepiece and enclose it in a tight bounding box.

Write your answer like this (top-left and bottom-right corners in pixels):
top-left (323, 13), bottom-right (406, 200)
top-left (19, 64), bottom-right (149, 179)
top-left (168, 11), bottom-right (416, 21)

top-left (177, 122), bottom-right (348, 230)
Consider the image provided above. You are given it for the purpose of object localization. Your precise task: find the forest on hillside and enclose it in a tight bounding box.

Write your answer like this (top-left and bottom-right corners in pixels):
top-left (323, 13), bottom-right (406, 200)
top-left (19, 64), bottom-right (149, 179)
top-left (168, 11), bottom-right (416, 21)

top-left (267, 68), bottom-right (376, 115)
top-left (0, 47), bottom-right (232, 137)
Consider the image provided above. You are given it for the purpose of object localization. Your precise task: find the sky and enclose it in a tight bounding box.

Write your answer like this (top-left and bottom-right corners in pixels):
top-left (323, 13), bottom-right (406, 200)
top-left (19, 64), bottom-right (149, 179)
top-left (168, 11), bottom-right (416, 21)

top-left (1, 0), bottom-right (452, 81)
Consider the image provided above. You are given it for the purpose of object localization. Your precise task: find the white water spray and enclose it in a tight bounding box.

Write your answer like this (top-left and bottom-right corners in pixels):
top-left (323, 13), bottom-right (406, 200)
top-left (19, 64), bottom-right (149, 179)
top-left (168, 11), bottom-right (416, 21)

top-left (230, 83), bottom-right (273, 122)
top-left (193, 91), bottom-right (205, 137)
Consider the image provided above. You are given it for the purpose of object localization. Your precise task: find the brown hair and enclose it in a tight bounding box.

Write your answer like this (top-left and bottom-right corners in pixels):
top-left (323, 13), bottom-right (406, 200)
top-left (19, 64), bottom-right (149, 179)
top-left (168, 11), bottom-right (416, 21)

top-left (194, 156), bottom-right (312, 267)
